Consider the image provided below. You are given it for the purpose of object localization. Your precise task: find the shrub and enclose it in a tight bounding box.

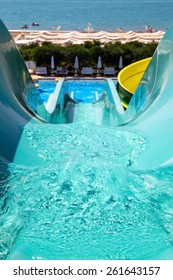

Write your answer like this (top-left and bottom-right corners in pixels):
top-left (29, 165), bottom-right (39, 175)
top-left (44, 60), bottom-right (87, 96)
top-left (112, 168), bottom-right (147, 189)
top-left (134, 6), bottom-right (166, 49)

top-left (19, 41), bottom-right (158, 68)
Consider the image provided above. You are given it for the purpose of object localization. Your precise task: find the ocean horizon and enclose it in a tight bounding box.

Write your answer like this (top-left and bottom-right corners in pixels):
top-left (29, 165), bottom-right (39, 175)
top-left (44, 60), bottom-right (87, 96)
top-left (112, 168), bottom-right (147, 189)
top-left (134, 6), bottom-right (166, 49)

top-left (0, 0), bottom-right (173, 32)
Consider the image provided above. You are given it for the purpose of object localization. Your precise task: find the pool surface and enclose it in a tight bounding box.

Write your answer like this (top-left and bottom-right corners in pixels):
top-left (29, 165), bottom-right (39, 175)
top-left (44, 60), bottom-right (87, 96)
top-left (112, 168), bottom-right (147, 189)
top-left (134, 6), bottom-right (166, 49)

top-left (37, 79), bottom-right (117, 104)
top-left (37, 80), bottom-right (57, 103)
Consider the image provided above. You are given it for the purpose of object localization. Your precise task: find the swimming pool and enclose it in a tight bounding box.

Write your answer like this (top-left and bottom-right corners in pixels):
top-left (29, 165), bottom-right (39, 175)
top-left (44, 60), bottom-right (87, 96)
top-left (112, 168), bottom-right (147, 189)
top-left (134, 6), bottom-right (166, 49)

top-left (36, 79), bottom-right (57, 103)
top-left (37, 78), bottom-right (117, 104)
top-left (35, 78), bottom-right (122, 126)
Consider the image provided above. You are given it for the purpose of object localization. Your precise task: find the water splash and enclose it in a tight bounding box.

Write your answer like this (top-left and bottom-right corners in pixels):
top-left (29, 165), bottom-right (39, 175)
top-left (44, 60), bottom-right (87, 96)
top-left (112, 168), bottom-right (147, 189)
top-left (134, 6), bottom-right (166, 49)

top-left (1, 123), bottom-right (173, 260)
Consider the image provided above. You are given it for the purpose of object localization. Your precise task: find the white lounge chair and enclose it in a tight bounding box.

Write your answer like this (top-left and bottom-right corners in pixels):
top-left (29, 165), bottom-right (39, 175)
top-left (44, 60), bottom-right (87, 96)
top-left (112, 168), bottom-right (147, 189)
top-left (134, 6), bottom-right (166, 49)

top-left (56, 67), bottom-right (67, 76)
top-left (25, 60), bottom-right (36, 69)
top-left (103, 67), bottom-right (116, 76)
top-left (25, 61), bottom-right (36, 74)
top-left (35, 67), bottom-right (47, 75)
top-left (81, 67), bottom-right (93, 76)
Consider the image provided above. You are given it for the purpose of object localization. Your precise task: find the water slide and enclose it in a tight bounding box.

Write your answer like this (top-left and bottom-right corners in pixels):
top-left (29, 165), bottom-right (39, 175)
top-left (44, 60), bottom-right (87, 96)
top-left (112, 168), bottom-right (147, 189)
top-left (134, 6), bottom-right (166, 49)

top-left (0, 20), bottom-right (46, 166)
top-left (63, 77), bottom-right (124, 126)
top-left (1, 16), bottom-right (173, 168)
top-left (36, 77), bottom-right (124, 125)
top-left (1, 18), bottom-right (173, 258)
top-left (121, 27), bottom-right (173, 170)
top-left (117, 57), bottom-right (151, 108)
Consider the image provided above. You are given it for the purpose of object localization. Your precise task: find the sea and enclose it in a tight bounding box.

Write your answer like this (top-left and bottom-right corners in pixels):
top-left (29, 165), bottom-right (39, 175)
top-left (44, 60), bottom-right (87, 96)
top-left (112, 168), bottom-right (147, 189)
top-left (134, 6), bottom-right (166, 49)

top-left (0, 0), bottom-right (173, 32)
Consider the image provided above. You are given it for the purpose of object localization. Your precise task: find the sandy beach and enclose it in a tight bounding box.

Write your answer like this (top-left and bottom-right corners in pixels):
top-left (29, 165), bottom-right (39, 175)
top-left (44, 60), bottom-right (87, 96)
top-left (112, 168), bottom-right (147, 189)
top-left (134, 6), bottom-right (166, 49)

top-left (10, 29), bottom-right (165, 46)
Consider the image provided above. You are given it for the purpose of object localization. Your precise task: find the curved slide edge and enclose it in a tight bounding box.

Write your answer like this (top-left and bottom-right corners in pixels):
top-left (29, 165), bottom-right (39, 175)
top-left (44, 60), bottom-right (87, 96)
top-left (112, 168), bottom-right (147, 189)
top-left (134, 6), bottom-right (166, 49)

top-left (125, 23), bottom-right (173, 170)
top-left (45, 78), bottom-right (65, 113)
top-left (0, 19), bottom-right (45, 165)
top-left (106, 78), bottom-right (125, 115)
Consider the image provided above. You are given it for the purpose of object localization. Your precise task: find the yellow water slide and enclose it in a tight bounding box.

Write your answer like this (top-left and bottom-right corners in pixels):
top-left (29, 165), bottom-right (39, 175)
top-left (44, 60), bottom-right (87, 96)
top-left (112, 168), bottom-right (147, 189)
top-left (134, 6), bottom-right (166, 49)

top-left (117, 57), bottom-right (151, 108)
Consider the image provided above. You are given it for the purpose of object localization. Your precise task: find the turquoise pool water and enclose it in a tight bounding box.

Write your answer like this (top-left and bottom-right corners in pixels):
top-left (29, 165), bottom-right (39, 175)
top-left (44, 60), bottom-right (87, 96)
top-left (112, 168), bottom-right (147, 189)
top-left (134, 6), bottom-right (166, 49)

top-left (37, 79), bottom-right (57, 103)
top-left (37, 79), bottom-right (117, 104)
top-left (58, 79), bottom-right (116, 104)
top-left (1, 122), bottom-right (173, 260)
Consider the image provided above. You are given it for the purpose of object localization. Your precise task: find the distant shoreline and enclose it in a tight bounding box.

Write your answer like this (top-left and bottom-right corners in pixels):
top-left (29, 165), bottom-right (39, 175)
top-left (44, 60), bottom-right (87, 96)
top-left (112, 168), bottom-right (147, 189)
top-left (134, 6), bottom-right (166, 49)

top-left (10, 28), bottom-right (166, 34)
top-left (10, 29), bottom-right (165, 45)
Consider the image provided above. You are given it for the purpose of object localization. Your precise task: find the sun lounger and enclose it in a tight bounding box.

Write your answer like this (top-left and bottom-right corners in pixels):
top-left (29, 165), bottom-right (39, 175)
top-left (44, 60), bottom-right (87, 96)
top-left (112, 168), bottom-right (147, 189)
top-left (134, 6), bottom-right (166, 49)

top-left (25, 61), bottom-right (36, 74)
top-left (35, 67), bottom-right (47, 75)
top-left (25, 60), bottom-right (36, 69)
top-left (81, 67), bottom-right (93, 76)
top-left (103, 67), bottom-right (116, 76)
top-left (56, 67), bottom-right (67, 76)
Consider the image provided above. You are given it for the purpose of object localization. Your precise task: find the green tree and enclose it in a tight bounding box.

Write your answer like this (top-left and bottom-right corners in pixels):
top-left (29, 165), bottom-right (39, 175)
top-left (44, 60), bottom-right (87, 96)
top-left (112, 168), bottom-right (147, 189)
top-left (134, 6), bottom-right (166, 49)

top-left (19, 40), bottom-right (158, 69)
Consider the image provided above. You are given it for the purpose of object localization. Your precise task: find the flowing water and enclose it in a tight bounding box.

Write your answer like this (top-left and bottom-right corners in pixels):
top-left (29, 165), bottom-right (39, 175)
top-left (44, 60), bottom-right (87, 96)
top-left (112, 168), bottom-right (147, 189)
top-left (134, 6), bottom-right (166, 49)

top-left (1, 122), bottom-right (173, 260)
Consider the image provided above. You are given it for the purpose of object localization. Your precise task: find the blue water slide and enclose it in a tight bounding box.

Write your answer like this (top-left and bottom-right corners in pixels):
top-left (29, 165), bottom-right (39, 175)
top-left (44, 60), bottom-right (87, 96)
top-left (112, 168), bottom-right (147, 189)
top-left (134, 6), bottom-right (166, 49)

top-left (37, 77), bottom-right (125, 125)
top-left (1, 18), bottom-right (173, 259)
top-left (68, 89), bottom-right (124, 125)
top-left (0, 20), bottom-right (45, 165)
top-left (106, 78), bottom-right (124, 115)
top-left (45, 78), bottom-right (65, 114)
top-left (124, 25), bottom-right (173, 170)
top-left (36, 77), bottom-right (67, 123)
top-left (1, 17), bottom-right (173, 168)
